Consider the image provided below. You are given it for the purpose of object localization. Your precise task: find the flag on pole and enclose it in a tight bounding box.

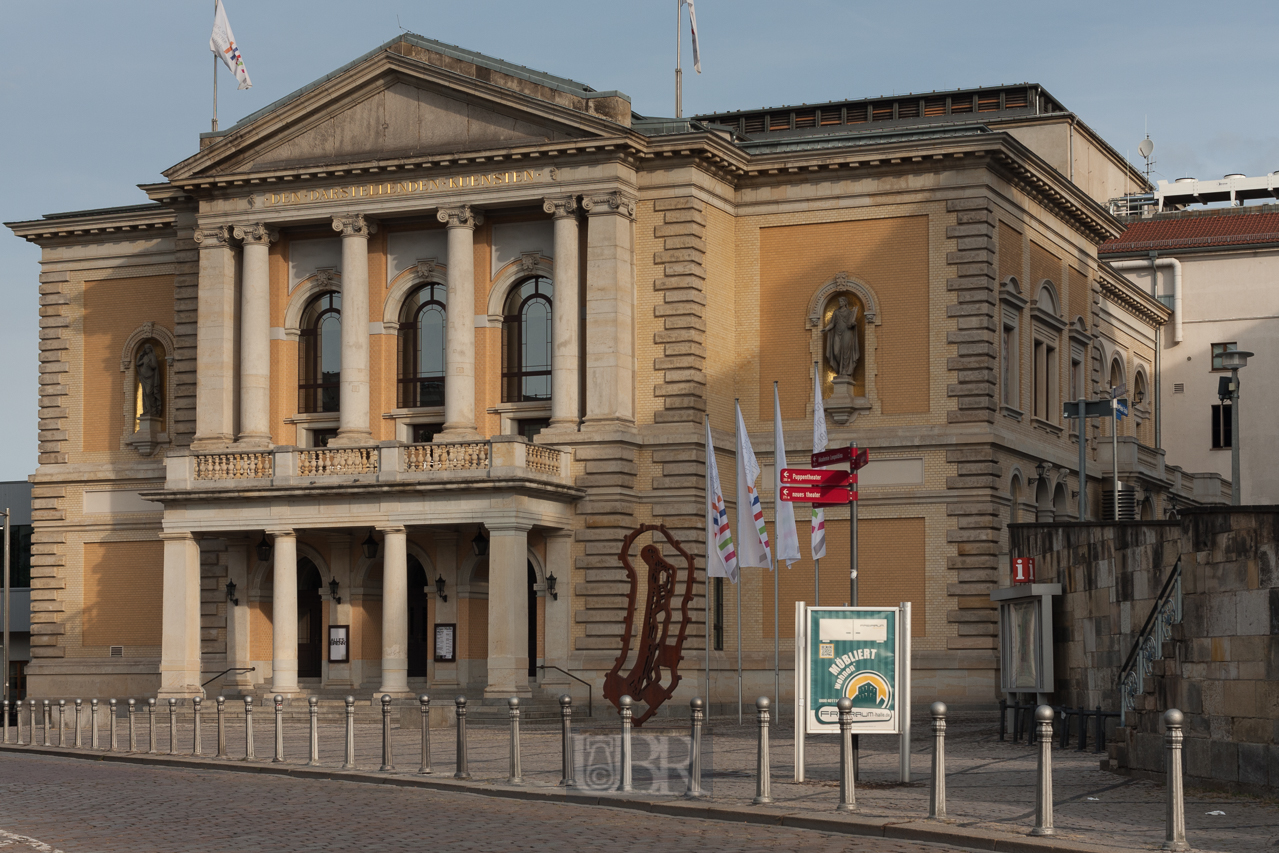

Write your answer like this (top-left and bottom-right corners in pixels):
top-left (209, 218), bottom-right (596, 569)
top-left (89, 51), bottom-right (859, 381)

top-left (811, 365), bottom-right (828, 560)
top-left (211, 0), bottom-right (252, 90)
top-left (735, 402), bottom-right (772, 569)
top-left (682, 0), bottom-right (702, 73)
top-left (705, 418), bottom-right (738, 583)
top-left (773, 385), bottom-right (801, 567)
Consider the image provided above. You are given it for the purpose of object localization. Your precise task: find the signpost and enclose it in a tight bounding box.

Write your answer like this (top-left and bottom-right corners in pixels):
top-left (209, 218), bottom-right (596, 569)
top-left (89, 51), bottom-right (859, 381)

top-left (1064, 397), bottom-right (1114, 521)
top-left (779, 485), bottom-right (855, 504)
top-left (781, 468), bottom-right (851, 486)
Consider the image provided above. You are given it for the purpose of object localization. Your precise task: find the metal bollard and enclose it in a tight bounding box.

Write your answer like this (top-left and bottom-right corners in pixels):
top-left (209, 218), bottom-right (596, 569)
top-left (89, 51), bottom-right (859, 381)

top-left (216, 697), bottom-right (227, 759)
top-left (243, 696), bottom-right (255, 760)
top-left (57, 700), bottom-right (66, 746)
top-left (837, 697), bottom-right (855, 811)
top-left (1163, 709), bottom-right (1189, 852)
top-left (379, 694), bottom-right (394, 772)
top-left (307, 697), bottom-right (320, 766)
top-left (192, 696), bottom-right (202, 756)
top-left (147, 698), bottom-right (157, 754)
top-left (108, 699), bottom-right (117, 751)
top-left (12, 700), bottom-right (21, 745)
top-left (1031, 704), bottom-right (1055, 836)
top-left (685, 697), bottom-right (704, 798)
top-left (42, 700), bottom-right (50, 746)
top-left (929, 702), bottom-right (947, 819)
top-left (167, 698), bottom-right (177, 755)
top-left (417, 695), bottom-right (431, 775)
top-left (128, 699), bottom-right (137, 752)
top-left (2, 699), bottom-right (8, 744)
top-left (617, 694), bottom-right (634, 793)
top-left (90, 699), bottom-right (98, 749)
top-left (74, 699), bottom-right (82, 748)
top-left (753, 696), bottom-right (772, 804)
top-left (341, 696), bottom-right (356, 770)
top-left (29, 701), bottom-right (37, 746)
top-left (507, 697), bottom-right (523, 785)
top-left (559, 695), bottom-right (574, 788)
top-left (273, 694), bottom-right (285, 763)
top-left (453, 696), bottom-right (470, 779)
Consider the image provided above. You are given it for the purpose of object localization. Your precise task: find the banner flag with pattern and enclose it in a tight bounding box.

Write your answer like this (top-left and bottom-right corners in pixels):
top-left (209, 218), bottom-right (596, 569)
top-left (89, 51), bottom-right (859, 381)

top-left (773, 384), bottom-right (801, 567)
top-left (705, 417), bottom-right (738, 583)
top-left (735, 401), bottom-right (773, 570)
top-left (811, 365), bottom-right (827, 559)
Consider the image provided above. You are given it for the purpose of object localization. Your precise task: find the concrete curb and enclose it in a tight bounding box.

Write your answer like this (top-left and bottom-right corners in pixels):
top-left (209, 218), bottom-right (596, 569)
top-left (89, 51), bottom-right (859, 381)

top-left (0, 743), bottom-right (1139, 853)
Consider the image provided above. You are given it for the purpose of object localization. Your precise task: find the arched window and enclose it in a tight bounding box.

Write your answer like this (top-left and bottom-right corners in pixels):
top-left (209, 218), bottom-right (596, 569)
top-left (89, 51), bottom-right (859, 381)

top-left (398, 283), bottom-right (447, 408)
top-left (298, 292), bottom-right (341, 413)
top-left (502, 276), bottom-right (553, 403)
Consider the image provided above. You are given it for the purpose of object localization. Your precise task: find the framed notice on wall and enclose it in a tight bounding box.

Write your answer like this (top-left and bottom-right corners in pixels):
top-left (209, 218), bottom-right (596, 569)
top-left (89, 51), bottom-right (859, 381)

top-left (328, 625), bottom-right (350, 663)
top-left (434, 623), bottom-right (456, 662)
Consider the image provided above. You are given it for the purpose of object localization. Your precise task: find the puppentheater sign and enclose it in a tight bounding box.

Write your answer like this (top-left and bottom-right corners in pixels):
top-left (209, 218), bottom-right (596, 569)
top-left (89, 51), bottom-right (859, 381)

top-left (262, 168), bottom-right (557, 207)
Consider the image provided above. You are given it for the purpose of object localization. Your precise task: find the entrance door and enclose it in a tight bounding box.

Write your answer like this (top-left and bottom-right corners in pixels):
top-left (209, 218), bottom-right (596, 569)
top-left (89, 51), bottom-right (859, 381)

top-left (407, 556), bottom-right (430, 678)
top-left (527, 561), bottom-right (538, 678)
top-left (297, 558), bottom-right (323, 679)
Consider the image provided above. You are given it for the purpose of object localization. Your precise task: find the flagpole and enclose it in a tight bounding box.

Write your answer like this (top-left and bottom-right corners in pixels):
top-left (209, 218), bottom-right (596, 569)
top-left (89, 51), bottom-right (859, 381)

top-left (704, 415), bottom-right (712, 709)
top-left (734, 397), bottom-right (742, 726)
top-left (675, 0), bottom-right (683, 118)
top-left (212, 0), bottom-right (219, 132)
top-left (772, 382), bottom-right (780, 716)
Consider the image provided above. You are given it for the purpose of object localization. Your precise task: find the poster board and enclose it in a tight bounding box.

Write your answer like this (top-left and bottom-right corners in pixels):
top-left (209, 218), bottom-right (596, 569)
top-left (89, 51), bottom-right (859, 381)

top-left (328, 625), bottom-right (349, 663)
top-left (803, 605), bottom-right (909, 736)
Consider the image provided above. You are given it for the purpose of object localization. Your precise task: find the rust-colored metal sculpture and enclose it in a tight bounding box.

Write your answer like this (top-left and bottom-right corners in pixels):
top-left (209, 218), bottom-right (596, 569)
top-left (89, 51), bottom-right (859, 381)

top-left (603, 524), bottom-right (696, 727)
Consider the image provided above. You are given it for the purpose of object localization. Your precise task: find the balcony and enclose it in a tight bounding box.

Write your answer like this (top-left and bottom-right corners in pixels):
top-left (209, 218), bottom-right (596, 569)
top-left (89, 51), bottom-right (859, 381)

top-left (1096, 435), bottom-right (1231, 505)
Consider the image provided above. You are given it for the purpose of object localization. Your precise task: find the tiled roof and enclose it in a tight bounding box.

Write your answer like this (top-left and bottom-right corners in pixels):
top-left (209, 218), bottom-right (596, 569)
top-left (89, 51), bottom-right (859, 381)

top-left (1101, 209), bottom-right (1279, 254)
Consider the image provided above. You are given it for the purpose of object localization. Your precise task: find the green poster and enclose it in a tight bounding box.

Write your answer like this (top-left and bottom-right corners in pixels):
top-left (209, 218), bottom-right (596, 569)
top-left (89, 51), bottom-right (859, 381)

top-left (806, 607), bottom-right (899, 735)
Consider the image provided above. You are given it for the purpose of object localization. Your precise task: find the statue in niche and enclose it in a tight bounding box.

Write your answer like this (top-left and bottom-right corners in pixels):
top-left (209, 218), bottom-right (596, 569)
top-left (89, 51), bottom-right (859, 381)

top-left (136, 343), bottom-right (162, 417)
top-left (823, 296), bottom-right (861, 377)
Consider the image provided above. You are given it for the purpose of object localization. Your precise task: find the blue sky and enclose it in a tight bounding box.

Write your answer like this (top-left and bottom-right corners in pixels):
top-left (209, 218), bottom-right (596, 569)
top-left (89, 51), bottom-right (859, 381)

top-left (3, 0), bottom-right (1278, 480)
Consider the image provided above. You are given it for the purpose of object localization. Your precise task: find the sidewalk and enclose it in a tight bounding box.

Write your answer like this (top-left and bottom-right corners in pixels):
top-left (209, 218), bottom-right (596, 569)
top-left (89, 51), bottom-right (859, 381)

top-left (4, 704), bottom-right (1274, 852)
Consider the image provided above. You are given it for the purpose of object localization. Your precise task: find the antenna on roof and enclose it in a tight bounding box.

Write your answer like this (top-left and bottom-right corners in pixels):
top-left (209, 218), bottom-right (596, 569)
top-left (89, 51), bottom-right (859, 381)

top-left (1138, 136), bottom-right (1155, 182)
top-left (397, 14), bottom-right (408, 34)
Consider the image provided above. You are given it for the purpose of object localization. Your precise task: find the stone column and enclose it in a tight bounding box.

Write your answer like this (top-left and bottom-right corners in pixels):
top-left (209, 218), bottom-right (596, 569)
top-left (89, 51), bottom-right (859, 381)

top-left (225, 543), bottom-right (255, 692)
top-left (543, 196), bottom-right (580, 432)
top-left (542, 531), bottom-right (573, 676)
top-left (581, 192), bottom-right (637, 428)
top-left (437, 206), bottom-right (483, 439)
top-left (158, 532), bottom-right (202, 698)
top-left (484, 522), bottom-right (532, 698)
top-left (378, 527), bottom-right (410, 695)
top-left (192, 227), bottom-right (237, 449)
top-left (270, 530), bottom-right (298, 694)
top-left (430, 532), bottom-right (459, 691)
top-left (330, 214), bottom-right (376, 446)
top-left (232, 224), bottom-right (278, 447)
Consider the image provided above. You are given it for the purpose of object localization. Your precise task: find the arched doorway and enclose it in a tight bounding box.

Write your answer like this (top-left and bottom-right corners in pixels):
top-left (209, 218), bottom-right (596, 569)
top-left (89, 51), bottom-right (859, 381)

top-left (297, 558), bottom-right (323, 679)
top-left (527, 561), bottom-right (538, 679)
top-left (408, 555), bottom-right (430, 678)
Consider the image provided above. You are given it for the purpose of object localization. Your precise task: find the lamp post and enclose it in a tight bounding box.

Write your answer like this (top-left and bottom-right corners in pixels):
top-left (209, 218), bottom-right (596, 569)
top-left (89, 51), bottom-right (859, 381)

top-left (2, 507), bottom-right (10, 708)
top-left (1220, 350), bottom-right (1253, 505)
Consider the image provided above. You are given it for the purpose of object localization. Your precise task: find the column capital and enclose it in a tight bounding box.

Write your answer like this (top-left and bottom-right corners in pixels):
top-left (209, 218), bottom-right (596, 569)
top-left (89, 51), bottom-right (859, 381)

top-left (376, 525), bottom-right (407, 535)
top-left (545, 529), bottom-right (574, 542)
top-left (193, 226), bottom-right (232, 248)
top-left (266, 528), bottom-right (295, 539)
top-left (581, 191), bottom-right (636, 219)
top-left (157, 530), bottom-right (197, 542)
top-left (437, 205), bottom-right (484, 229)
top-left (331, 213), bottom-right (377, 238)
top-left (232, 223), bottom-right (280, 245)
top-left (542, 195), bottom-right (579, 219)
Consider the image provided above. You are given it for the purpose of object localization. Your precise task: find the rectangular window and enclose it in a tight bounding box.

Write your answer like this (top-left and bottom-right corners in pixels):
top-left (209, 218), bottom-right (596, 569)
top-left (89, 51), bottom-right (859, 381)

top-left (1211, 403), bottom-right (1233, 448)
top-left (411, 423), bottom-right (443, 444)
top-left (1211, 342), bottom-right (1237, 371)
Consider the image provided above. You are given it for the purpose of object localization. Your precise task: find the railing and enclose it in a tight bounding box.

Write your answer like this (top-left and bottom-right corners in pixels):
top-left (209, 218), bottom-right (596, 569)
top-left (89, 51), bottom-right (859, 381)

top-left (200, 667), bottom-right (255, 690)
top-left (404, 441), bottom-right (490, 472)
top-left (297, 447), bottom-right (379, 477)
top-left (525, 444), bottom-right (560, 476)
top-left (194, 453), bottom-right (273, 480)
top-left (1117, 556), bottom-right (1183, 726)
top-left (536, 665), bottom-right (592, 718)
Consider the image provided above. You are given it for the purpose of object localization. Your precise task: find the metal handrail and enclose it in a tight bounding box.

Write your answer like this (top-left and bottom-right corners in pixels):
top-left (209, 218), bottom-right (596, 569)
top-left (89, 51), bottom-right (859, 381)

top-left (1117, 556), bottom-right (1182, 726)
top-left (537, 665), bottom-right (592, 718)
top-left (201, 667), bottom-right (255, 689)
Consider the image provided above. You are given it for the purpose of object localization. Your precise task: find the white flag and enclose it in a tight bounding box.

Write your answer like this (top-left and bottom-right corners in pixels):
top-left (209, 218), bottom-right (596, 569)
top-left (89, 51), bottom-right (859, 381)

top-left (811, 365), bottom-right (827, 560)
top-left (735, 402), bottom-right (772, 570)
top-left (211, 0), bottom-right (252, 91)
top-left (705, 417), bottom-right (738, 583)
top-left (682, 0), bottom-right (702, 73)
top-left (773, 385), bottom-right (801, 567)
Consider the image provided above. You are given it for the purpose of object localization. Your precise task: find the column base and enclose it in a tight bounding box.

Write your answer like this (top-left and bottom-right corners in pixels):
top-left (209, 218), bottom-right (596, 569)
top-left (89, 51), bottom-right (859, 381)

top-left (233, 435), bottom-right (273, 450)
top-left (328, 430), bottom-right (374, 447)
top-left (190, 435), bottom-right (234, 451)
top-left (439, 426), bottom-right (482, 441)
top-left (540, 421), bottom-right (579, 437)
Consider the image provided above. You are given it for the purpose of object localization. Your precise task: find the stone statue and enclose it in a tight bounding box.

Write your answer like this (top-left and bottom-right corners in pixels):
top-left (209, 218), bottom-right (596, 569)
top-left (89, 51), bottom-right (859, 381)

top-left (823, 296), bottom-right (860, 377)
top-left (136, 343), bottom-right (162, 418)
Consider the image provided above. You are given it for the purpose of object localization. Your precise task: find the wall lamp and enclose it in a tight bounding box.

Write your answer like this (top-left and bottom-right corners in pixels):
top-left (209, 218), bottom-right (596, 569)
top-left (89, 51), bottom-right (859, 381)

top-left (361, 530), bottom-right (379, 560)
top-left (545, 572), bottom-right (558, 601)
top-left (1029, 461), bottom-right (1052, 485)
top-left (225, 579), bottom-right (239, 606)
top-left (434, 575), bottom-right (448, 602)
top-left (255, 533), bottom-right (273, 562)
top-left (328, 577), bottom-right (342, 604)
top-left (471, 529), bottom-right (489, 557)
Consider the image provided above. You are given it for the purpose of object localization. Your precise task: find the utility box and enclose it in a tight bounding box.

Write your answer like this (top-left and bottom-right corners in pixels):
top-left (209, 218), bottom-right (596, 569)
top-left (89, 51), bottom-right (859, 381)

top-left (992, 583), bottom-right (1061, 697)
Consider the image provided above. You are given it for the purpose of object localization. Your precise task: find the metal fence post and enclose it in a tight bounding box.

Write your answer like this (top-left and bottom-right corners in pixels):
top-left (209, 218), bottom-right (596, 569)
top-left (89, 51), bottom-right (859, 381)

top-left (74, 699), bottom-right (82, 748)
top-left (379, 694), bottom-right (394, 772)
top-left (57, 700), bottom-right (65, 747)
top-left (308, 696), bottom-right (319, 766)
top-left (108, 699), bottom-right (117, 751)
top-left (837, 697), bottom-right (855, 811)
top-left (685, 697), bottom-right (704, 798)
top-left (453, 696), bottom-right (470, 780)
top-left (1031, 704), bottom-right (1055, 836)
top-left (42, 700), bottom-right (50, 746)
top-left (90, 699), bottom-right (98, 749)
top-left (192, 696), bottom-right (202, 756)
top-left (243, 696), bottom-right (255, 761)
top-left (128, 699), bottom-right (137, 752)
top-left (273, 694), bottom-right (285, 763)
top-left (147, 699), bottom-right (157, 754)
top-left (559, 694), bottom-right (574, 788)
top-left (341, 696), bottom-right (356, 770)
top-left (1163, 709), bottom-right (1189, 852)
top-left (216, 697), bottom-right (226, 759)
top-left (929, 701), bottom-right (947, 819)
top-left (754, 697), bottom-right (773, 804)
top-left (618, 694), bottom-right (634, 793)
top-left (167, 698), bottom-right (177, 755)
top-left (418, 695), bottom-right (431, 775)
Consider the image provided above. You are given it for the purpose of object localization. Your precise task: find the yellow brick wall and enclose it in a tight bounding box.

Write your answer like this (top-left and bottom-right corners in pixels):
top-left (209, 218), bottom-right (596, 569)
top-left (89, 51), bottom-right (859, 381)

top-left (82, 541), bottom-right (163, 647)
top-left (999, 221), bottom-right (1024, 284)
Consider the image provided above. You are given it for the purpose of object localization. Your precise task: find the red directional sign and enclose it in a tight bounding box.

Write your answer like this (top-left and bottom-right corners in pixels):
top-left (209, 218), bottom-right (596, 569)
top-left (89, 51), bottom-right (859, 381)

top-left (851, 448), bottom-right (869, 471)
top-left (778, 485), bottom-right (857, 504)
top-left (780, 468), bottom-right (852, 486)
top-left (811, 447), bottom-right (871, 469)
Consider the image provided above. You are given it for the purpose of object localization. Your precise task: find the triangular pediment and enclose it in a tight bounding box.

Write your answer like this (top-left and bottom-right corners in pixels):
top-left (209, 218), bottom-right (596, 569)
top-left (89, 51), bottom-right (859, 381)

top-left (167, 36), bottom-right (631, 181)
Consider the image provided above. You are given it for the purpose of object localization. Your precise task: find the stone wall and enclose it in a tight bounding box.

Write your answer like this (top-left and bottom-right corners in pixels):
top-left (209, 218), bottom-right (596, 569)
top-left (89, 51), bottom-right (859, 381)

top-left (1011, 507), bottom-right (1279, 794)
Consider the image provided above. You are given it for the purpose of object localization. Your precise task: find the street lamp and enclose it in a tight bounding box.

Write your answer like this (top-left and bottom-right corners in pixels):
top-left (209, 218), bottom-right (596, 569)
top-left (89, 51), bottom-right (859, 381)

top-left (2, 507), bottom-right (10, 706)
top-left (1220, 349), bottom-right (1253, 505)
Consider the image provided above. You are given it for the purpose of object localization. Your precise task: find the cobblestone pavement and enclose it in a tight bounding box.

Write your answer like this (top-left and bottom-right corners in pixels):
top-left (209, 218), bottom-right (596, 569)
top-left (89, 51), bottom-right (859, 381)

top-left (4, 704), bottom-right (1276, 852)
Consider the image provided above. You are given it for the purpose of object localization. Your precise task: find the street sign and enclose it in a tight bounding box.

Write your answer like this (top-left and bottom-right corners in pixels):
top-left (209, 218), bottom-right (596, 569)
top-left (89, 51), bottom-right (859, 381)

top-left (779, 485), bottom-right (856, 504)
top-left (811, 447), bottom-right (853, 467)
top-left (1063, 399), bottom-right (1113, 419)
top-left (781, 468), bottom-right (852, 486)
top-left (1113, 398), bottom-right (1129, 420)
top-left (1012, 557), bottom-right (1036, 584)
top-left (851, 448), bottom-right (869, 470)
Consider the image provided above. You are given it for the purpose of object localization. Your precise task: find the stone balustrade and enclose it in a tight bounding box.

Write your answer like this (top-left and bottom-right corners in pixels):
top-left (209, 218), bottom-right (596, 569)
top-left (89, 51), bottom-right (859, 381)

top-left (404, 441), bottom-right (489, 472)
top-left (194, 452), bottom-right (274, 480)
top-left (298, 447), bottom-right (380, 477)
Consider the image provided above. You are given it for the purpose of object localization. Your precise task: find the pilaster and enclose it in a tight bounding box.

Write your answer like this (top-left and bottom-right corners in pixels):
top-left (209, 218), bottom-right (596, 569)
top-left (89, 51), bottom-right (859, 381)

top-left (191, 226), bottom-right (237, 449)
top-left (438, 206), bottom-right (483, 439)
top-left (543, 195), bottom-right (581, 433)
top-left (581, 191), bottom-right (637, 429)
top-left (330, 214), bottom-right (376, 447)
top-left (232, 223), bottom-right (278, 448)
